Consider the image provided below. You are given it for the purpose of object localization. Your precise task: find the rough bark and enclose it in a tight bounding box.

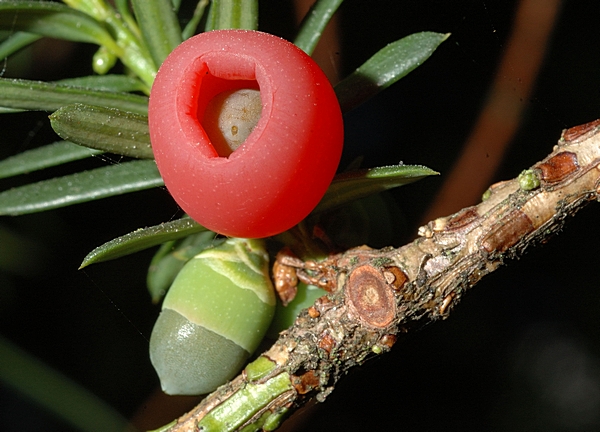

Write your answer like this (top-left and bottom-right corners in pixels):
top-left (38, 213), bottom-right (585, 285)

top-left (168, 119), bottom-right (600, 432)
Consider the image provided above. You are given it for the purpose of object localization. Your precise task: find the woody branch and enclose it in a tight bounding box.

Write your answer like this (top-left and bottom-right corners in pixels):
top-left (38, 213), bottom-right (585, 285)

top-left (170, 119), bottom-right (600, 431)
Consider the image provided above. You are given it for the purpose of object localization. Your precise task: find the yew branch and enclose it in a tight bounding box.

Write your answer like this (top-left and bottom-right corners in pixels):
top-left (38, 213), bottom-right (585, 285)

top-left (168, 119), bottom-right (600, 432)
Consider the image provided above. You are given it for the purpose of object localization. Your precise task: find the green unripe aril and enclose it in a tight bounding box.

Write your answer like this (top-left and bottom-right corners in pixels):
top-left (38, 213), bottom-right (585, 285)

top-left (146, 231), bottom-right (220, 303)
top-left (149, 309), bottom-right (249, 395)
top-left (149, 238), bottom-right (275, 395)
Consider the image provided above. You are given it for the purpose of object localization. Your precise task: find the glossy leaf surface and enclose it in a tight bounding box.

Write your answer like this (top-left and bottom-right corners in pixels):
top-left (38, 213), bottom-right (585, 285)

top-left (55, 75), bottom-right (148, 94)
top-left (294, 0), bottom-right (344, 55)
top-left (204, 0), bottom-right (258, 31)
top-left (0, 78), bottom-right (149, 115)
top-left (181, 0), bottom-right (210, 40)
top-left (0, 160), bottom-right (162, 216)
top-left (0, 1), bottom-right (118, 49)
top-left (314, 164), bottom-right (438, 214)
top-left (50, 104), bottom-right (153, 159)
top-left (335, 31), bottom-right (449, 112)
top-left (131, 0), bottom-right (182, 66)
top-left (0, 141), bottom-right (102, 180)
top-left (80, 164), bottom-right (436, 266)
top-left (80, 217), bottom-right (206, 268)
top-left (0, 31), bottom-right (41, 59)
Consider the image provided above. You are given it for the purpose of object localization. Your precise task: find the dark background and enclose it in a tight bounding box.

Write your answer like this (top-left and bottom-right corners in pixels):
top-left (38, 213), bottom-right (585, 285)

top-left (2, 0), bottom-right (600, 430)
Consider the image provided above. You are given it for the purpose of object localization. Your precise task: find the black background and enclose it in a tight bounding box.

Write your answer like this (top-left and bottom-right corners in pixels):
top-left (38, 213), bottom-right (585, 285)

top-left (2, 1), bottom-right (600, 431)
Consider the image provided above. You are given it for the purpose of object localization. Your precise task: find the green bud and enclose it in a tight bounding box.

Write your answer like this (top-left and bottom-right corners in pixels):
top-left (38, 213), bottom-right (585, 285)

top-left (146, 231), bottom-right (219, 303)
top-left (92, 46), bottom-right (117, 75)
top-left (481, 188), bottom-right (492, 202)
top-left (149, 238), bottom-right (275, 395)
top-left (518, 169), bottom-right (541, 191)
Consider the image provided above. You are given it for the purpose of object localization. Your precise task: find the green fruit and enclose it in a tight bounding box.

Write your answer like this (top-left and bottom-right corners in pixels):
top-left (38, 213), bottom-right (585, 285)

top-left (146, 231), bottom-right (220, 303)
top-left (149, 238), bottom-right (275, 395)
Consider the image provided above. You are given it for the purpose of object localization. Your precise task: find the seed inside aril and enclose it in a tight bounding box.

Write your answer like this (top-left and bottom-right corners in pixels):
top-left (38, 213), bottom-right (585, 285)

top-left (202, 88), bottom-right (262, 157)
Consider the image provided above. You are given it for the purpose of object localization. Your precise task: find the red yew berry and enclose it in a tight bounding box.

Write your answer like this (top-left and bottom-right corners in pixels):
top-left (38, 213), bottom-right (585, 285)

top-left (148, 30), bottom-right (344, 238)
